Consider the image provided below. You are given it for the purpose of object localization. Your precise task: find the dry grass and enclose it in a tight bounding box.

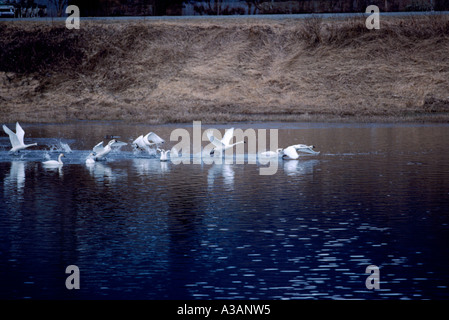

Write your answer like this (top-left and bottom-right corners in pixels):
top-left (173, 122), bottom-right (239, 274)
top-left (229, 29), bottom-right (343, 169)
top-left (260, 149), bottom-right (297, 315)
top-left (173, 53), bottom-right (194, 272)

top-left (1, 15), bottom-right (449, 124)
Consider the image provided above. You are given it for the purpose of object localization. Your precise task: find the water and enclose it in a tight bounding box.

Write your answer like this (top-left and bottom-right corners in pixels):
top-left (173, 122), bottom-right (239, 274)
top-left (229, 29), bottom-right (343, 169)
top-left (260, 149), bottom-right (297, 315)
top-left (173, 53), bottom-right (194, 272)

top-left (1, 122), bottom-right (448, 300)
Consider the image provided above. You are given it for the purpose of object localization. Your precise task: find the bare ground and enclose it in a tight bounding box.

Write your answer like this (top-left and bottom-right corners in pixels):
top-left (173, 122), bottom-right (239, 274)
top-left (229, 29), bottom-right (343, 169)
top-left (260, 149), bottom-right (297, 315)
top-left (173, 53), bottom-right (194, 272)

top-left (1, 15), bottom-right (449, 124)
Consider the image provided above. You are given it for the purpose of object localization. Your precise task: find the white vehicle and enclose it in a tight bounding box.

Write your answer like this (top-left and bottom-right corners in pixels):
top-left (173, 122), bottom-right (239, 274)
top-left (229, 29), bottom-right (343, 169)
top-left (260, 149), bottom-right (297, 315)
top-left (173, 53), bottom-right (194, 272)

top-left (0, 2), bottom-right (15, 18)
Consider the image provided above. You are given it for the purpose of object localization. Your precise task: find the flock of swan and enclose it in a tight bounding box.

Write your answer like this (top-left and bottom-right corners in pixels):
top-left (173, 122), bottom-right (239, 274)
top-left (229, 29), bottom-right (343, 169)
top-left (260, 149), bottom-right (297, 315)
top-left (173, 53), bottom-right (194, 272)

top-left (2, 122), bottom-right (320, 167)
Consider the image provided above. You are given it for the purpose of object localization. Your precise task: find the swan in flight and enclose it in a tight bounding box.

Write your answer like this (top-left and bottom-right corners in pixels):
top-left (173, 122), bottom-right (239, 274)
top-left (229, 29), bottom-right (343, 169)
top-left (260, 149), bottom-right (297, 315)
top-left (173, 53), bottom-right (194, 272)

top-left (92, 139), bottom-right (126, 160)
top-left (260, 144), bottom-right (319, 159)
top-left (260, 149), bottom-right (283, 158)
top-left (43, 153), bottom-right (65, 166)
top-left (207, 128), bottom-right (245, 155)
top-left (2, 122), bottom-right (37, 153)
top-left (132, 132), bottom-right (165, 151)
top-left (281, 146), bottom-right (302, 160)
top-left (290, 144), bottom-right (320, 155)
top-left (157, 147), bottom-right (178, 161)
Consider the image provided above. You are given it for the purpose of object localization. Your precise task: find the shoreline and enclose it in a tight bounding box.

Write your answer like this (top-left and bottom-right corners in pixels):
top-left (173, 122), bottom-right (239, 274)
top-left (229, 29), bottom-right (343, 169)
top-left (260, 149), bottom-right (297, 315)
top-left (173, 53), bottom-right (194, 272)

top-left (1, 15), bottom-right (449, 124)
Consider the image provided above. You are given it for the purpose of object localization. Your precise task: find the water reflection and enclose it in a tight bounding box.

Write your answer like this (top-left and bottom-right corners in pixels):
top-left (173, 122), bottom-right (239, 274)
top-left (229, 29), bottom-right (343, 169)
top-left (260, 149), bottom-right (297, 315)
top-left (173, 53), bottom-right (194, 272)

top-left (132, 158), bottom-right (170, 175)
top-left (85, 161), bottom-right (114, 184)
top-left (3, 161), bottom-right (26, 209)
top-left (1, 123), bottom-right (449, 300)
top-left (4, 161), bottom-right (26, 193)
top-left (42, 163), bottom-right (64, 177)
top-left (282, 159), bottom-right (319, 176)
top-left (207, 164), bottom-right (235, 190)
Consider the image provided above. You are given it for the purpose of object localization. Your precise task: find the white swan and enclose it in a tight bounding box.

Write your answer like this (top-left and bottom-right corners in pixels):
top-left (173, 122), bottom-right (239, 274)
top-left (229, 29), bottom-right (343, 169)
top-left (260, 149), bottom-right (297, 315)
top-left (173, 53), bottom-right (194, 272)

top-left (2, 122), bottom-right (37, 153)
top-left (92, 139), bottom-right (126, 160)
top-left (132, 132), bottom-right (165, 151)
top-left (290, 144), bottom-right (320, 155)
top-left (157, 147), bottom-right (178, 162)
top-left (260, 149), bottom-right (283, 158)
top-left (207, 128), bottom-right (245, 155)
top-left (85, 153), bottom-right (95, 165)
top-left (281, 146), bottom-right (301, 160)
top-left (43, 153), bottom-right (65, 166)
top-left (157, 148), bottom-right (170, 162)
top-left (260, 144), bottom-right (319, 159)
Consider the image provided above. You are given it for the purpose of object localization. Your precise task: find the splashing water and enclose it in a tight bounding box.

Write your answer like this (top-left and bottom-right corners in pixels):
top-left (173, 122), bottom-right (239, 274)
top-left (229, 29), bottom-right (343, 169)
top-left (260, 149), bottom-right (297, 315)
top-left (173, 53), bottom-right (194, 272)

top-left (49, 141), bottom-right (72, 153)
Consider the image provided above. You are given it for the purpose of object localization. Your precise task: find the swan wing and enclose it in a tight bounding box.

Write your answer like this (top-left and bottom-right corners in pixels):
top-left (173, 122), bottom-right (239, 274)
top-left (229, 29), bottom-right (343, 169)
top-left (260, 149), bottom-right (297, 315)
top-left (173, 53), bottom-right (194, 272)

top-left (2, 124), bottom-right (21, 148)
top-left (283, 146), bottom-right (299, 159)
top-left (111, 140), bottom-right (127, 147)
top-left (291, 144), bottom-right (320, 155)
top-left (133, 135), bottom-right (146, 148)
top-left (15, 122), bottom-right (26, 145)
top-left (93, 141), bottom-right (105, 153)
top-left (207, 130), bottom-right (225, 148)
top-left (144, 132), bottom-right (165, 145)
top-left (222, 127), bottom-right (235, 146)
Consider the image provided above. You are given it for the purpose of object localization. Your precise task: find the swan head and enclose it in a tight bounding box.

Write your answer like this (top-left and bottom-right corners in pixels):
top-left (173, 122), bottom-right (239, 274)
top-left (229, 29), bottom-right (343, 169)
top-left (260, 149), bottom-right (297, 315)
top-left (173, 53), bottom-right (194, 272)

top-left (276, 148), bottom-right (283, 154)
top-left (59, 153), bottom-right (65, 158)
top-left (210, 148), bottom-right (215, 155)
top-left (108, 139), bottom-right (117, 146)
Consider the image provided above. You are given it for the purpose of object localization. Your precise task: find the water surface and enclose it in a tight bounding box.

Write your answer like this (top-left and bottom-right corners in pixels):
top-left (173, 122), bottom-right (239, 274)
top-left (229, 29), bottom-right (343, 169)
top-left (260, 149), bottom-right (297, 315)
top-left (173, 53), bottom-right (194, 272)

top-left (1, 122), bottom-right (448, 299)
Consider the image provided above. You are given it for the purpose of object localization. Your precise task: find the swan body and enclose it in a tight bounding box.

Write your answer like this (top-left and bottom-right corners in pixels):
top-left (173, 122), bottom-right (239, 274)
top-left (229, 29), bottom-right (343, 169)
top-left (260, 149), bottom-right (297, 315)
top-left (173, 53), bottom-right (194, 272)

top-left (290, 144), bottom-right (320, 155)
top-left (261, 144), bottom-right (320, 160)
top-left (133, 132), bottom-right (164, 151)
top-left (157, 147), bottom-right (178, 161)
top-left (2, 122), bottom-right (37, 153)
top-left (260, 149), bottom-right (283, 158)
top-left (281, 146), bottom-right (301, 160)
top-left (85, 153), bottom-right (95, 165)
top-left (43, 153), bottom-right (65, 166)
top-left (92, 139), bottom-right (126, 160)
top-left (157, 148), bottom-right (170, 161)
top-left (207, 128), bottom-right (245, 155)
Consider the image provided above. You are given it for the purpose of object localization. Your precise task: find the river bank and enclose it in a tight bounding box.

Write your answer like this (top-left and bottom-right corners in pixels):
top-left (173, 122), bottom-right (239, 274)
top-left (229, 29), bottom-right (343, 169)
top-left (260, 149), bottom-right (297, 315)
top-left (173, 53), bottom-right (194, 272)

top-left (1, 15), bottom-right (449, 123)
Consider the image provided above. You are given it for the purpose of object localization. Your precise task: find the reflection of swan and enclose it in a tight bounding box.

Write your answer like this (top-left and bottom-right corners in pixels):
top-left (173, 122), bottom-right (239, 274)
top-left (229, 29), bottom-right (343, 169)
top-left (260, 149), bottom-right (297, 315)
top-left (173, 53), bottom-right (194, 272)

top-left (282, 146), bottom-right (301, 160)
top-left (92, 139), bottom-right (126, 160)
top-left (2, 122), bottom-right (37, 153)
top-left (86, 161), bottom-right (114, 183)
top-left (283, 160), bottom-right (319, 176)
top-left (132, 132), bottom-right (164, 151)
top-left (4, 161), bottom-right (26, 193)
top-left (3, 161), bottom-right (26, 208)
top-left (207, 128), bottom-right (245, 155)
top-left (132, 158), bottom-right (170, 175)
top-left (208, 164), bottom-right (235, 189)
top-left (43, 153), bottom-right (65, 166)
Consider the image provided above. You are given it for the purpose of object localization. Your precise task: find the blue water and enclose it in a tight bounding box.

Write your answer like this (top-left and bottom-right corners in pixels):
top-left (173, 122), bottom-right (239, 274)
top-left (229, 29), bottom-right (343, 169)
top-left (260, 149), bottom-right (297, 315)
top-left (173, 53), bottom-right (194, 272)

top-left (0, 122), bottom-right (448, 299)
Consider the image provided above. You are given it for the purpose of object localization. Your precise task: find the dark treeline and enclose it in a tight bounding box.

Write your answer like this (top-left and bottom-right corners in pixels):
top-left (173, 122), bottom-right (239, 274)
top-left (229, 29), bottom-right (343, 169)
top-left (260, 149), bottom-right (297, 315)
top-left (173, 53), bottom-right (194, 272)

top-left (67, 0), bottom-right (449, 17)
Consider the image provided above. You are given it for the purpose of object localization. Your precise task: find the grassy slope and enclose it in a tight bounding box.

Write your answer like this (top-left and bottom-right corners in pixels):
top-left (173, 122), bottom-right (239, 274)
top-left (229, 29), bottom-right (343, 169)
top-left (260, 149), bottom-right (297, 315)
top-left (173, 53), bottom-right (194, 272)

top-left (1, 15), bottom-right (449, 123)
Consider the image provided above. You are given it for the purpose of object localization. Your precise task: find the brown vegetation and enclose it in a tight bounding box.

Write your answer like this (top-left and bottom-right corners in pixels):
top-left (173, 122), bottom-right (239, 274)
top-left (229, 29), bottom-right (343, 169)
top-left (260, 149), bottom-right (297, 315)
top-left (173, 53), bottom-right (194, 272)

top-left (1, 15), bottom-right (449, 124)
